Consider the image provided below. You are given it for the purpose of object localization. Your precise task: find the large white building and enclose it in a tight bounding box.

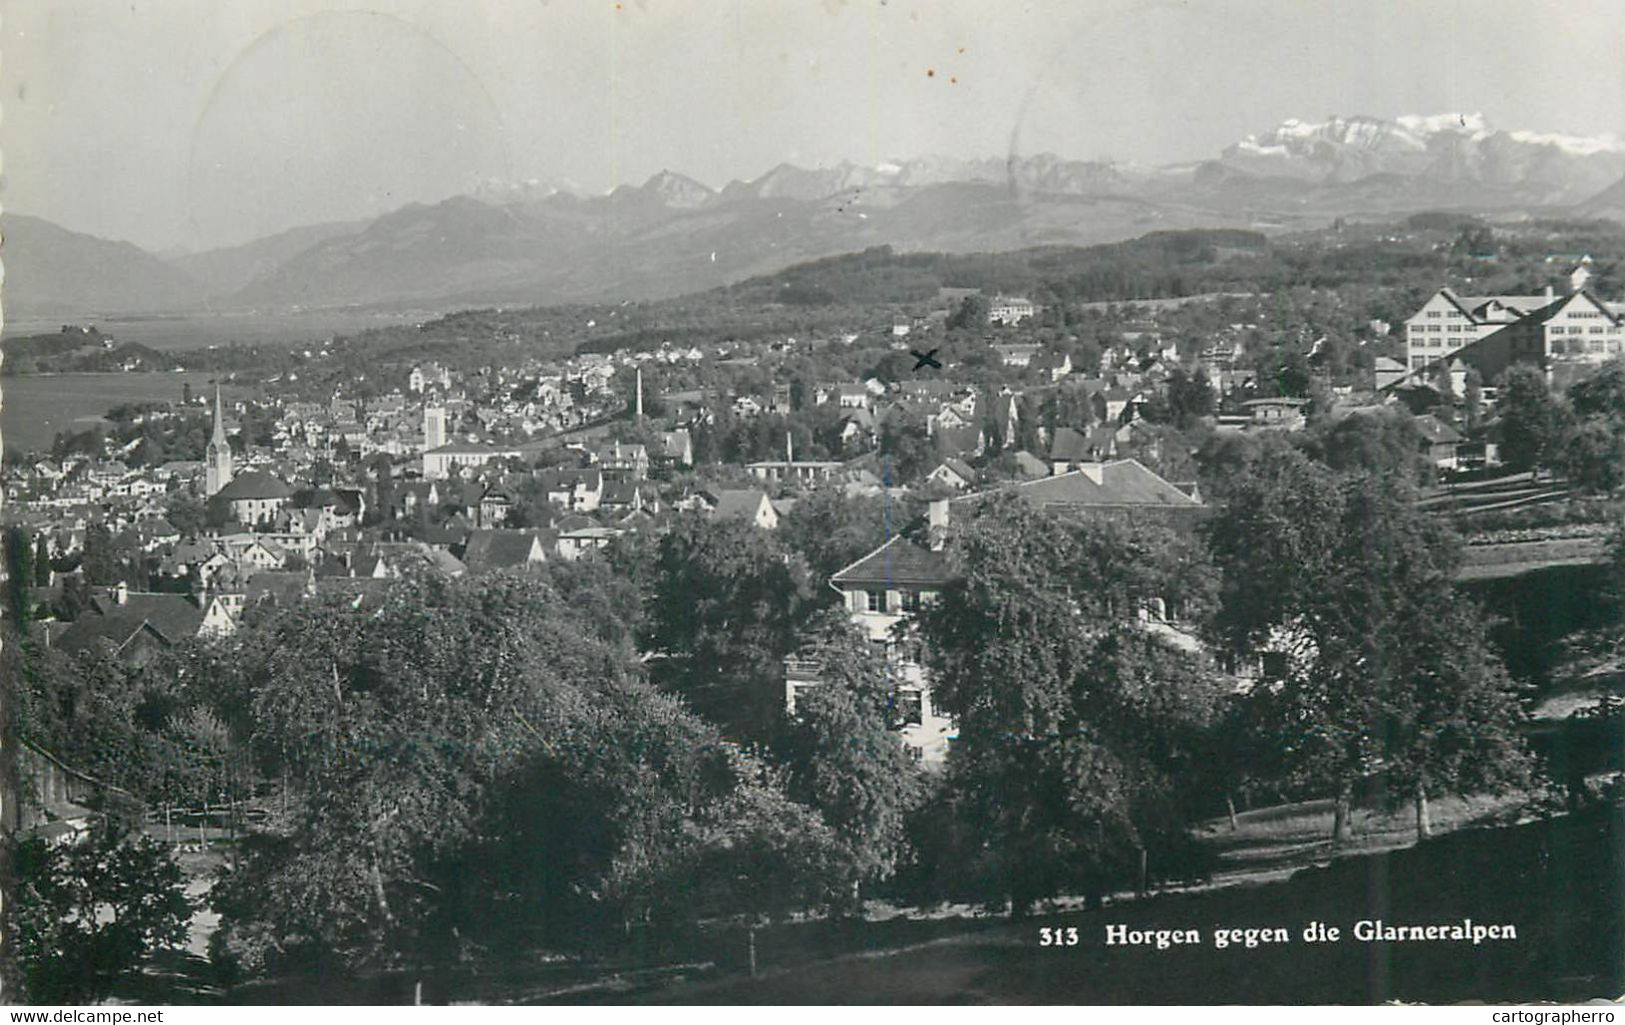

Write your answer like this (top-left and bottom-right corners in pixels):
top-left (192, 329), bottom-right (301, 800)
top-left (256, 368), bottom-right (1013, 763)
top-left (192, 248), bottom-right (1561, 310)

top-left (988, 295), bottom-right (1038, 325)
top-left (1404, 285), bottom-right (1624, 379)
top-left (422, 443), bottom-right (523, 480)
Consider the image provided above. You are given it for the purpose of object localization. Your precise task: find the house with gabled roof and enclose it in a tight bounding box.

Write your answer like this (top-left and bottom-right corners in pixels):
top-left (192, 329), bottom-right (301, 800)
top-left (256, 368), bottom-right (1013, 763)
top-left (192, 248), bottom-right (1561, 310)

top-left (816, 536), bottom-right (957, 763)
top-left (927, 458), bottom-right (1204, 538)
top-left (709, 488), bottom-right (779, 529)
top-left (1412, 413), bottom-right (1467, 469)
top-left (925, 458), bottom-right (977, 492)
top-left (458, 529), bottom-right (547, 574)
top-left (53, 585), bottom-right (226, 663)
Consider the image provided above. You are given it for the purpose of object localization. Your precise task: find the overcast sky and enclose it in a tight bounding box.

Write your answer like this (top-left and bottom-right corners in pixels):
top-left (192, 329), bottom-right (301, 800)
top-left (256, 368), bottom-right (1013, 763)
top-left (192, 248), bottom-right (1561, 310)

top-left (5, 0), bottom-right (1624, 252)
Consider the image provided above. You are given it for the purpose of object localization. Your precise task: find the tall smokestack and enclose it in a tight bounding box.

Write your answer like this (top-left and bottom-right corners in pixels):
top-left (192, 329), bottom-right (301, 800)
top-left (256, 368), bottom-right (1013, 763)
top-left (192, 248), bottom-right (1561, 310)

top-left (786, 430), bottom-right (794, 465)
top-left (635, 367), bottom-right (644, 419)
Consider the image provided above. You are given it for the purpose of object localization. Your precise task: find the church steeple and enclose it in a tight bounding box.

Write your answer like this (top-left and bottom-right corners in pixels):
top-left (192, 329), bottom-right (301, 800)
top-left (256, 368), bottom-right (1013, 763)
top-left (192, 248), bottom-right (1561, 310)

top-left (205, 384), bottom-right (234, 497)
top-left (211, 385), bottom-right (227, 446)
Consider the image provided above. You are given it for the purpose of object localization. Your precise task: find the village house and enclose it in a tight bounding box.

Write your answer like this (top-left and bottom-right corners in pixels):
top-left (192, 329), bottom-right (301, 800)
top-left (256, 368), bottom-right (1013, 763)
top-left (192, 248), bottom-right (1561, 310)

top-left (51, 583), bottom-right (233, 664)
top-left (819, 537), bottom-right (956, 762)
top-left (538, 467), bottom-right (604, 513)
top-left (708, 488), bottom-right (779, 529)
top-left (924, 458), bottom-right (977, 491)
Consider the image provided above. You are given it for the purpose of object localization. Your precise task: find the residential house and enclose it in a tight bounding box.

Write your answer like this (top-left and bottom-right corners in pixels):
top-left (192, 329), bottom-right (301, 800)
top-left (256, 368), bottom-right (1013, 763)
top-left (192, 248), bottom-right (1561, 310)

top-left (538, 467), bottom-right (604, 513)
top-left (710, 489), bottom-right (779, 529)
top-left (457, 530), bottom-right (548, 574)
top-left (1413, 413), bottom-right (1467, 470)
top-left (927, 458), bottom-right (1205, 537)
top-left (819, 537), bottom-right (957, 762)
top-left (554, 522), bottom-right (621, 561)
top-left (654, 429), bottom-right (694, 469)
top-left (924, 458), bottom-right (977, 491)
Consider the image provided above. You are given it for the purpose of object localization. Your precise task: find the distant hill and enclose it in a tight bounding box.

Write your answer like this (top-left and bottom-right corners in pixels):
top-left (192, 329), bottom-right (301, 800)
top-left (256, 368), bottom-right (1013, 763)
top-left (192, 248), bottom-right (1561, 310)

top-left (169, 219), bottom-right (364, 299)
top-left (10, 113), bottom-right (1625, 317)
top-left (1580, 173), bottom-right (1625, 222)
top-left (224, 175), bottom-right (1263, 311)
top-left (1, 214), bottom-right (201, 316)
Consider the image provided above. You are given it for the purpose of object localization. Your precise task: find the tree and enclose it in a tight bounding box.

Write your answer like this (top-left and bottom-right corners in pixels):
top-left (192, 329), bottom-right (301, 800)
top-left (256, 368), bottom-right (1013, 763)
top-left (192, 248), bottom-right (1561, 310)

top-left (947, 294), bottom-right (991, 332)
top-left (206, 573), bottom-right (642, 969)
top-left (1144, 366), bottom-right (1215, 430)
top-left (16, 819), bottom-right (193, 1003)
top-left (774, 610), bottom-right (922, 901)
top-left (1206, 449), bottom-right (1530, 843)
top-left (204, 571), bottom-right (850, 976)
top-left (1556, 417), bottom-right (1625, 494)
top-left (643, 517), bottom-right (813, 740)
top-left (915, 498), bottom-right (1227, 912)
top-left (34, 533), bottom-right (52, 587)
top-left (1495, 364), bottom-right (1566, 473)
top-left (4, 528), bottom-right (33, 627)
top-left (1559, 360), bottom-right (1625, 494)
top-left (1311, 408), bottom-right (1430, 484)
top-left (1567, 359), bottom-right (1625, 420)
top-left (780, 490), bottom-right (916, 587)
top-left (1463, 368), bottom-right (1485, 430)
top-left (79, 525), bottom-right (119, 586)
top-left (164, 490), bottom-right (206, 538)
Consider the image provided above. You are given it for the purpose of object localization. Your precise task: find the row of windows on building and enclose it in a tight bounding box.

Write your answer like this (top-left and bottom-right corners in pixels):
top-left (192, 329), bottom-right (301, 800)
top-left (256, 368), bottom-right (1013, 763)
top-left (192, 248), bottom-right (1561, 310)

top-left (857, 587), bottom-right (932, 613)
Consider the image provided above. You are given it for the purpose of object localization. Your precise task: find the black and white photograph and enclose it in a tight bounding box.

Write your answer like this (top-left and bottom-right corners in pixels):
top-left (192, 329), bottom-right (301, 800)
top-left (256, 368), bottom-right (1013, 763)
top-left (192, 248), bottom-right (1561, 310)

top-left (1, 0), bottom-right (1622, 1007)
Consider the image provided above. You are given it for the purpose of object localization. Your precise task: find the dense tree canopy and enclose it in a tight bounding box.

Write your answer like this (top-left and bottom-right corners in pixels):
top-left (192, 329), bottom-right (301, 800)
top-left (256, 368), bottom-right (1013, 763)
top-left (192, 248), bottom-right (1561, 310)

top-left (915, 498), bottom-right (1227, 911)
top-left (643, 516), bottom-right (815, 739)
top-left (1205, 449), bottom-right (1530, 840)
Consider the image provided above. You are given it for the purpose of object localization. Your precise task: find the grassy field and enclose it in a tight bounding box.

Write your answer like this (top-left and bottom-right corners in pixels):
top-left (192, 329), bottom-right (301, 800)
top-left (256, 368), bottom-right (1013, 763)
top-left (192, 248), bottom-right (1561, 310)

top-left (1458, 539), bottom-right (1612, 581)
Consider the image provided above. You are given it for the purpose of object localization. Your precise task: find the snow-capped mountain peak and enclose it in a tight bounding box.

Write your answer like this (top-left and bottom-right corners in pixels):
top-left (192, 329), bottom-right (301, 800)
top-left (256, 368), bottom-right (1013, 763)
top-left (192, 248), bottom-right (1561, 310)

top-left (1219, 113), bottom-right (1625, 199)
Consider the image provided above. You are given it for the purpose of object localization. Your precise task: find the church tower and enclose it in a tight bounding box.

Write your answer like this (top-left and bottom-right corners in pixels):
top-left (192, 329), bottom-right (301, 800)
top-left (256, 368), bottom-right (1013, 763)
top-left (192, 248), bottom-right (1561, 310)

top-left (424, 404), bottom-right (447, 450)
top-left (205, 385), bottom-right (234, 497)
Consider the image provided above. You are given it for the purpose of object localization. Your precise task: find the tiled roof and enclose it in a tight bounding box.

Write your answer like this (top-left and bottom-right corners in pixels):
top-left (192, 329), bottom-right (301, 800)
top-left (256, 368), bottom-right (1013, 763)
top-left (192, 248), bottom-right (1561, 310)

top-left (216, 471), bottom-right (292, 501)
top-left (1413, 414), bottom-right (1465, 445)
top-left (459, 530), bottom-right (542, 572)
top-left (61, 592), bottom-right (205, 653)
top-left (831, 535), bottom-right (952, 588)
top-left (955, 459), bottom-right (1202, 514)
top-left (711, 489), bottom-right (770, 520)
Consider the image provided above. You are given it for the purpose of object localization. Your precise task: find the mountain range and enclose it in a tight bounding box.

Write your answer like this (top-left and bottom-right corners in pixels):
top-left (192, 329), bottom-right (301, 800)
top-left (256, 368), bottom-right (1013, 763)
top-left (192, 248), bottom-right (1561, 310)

top-left (8, 113), bottom-right (1625, 318)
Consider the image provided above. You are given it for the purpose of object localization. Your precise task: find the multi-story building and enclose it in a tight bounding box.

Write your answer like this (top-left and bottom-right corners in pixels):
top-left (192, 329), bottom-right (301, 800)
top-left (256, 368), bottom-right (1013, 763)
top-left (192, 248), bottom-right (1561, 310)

top-left (822, 537), bottom-right (956, 763)
top-left (1403, 285), bottom-right (1624, 383)
top-left (989, 295), bottom-right (1037, 325)
top-left (794, 458), bottom-right (1206, 766)
top-left (422, 442), bottom-right (522, 480)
